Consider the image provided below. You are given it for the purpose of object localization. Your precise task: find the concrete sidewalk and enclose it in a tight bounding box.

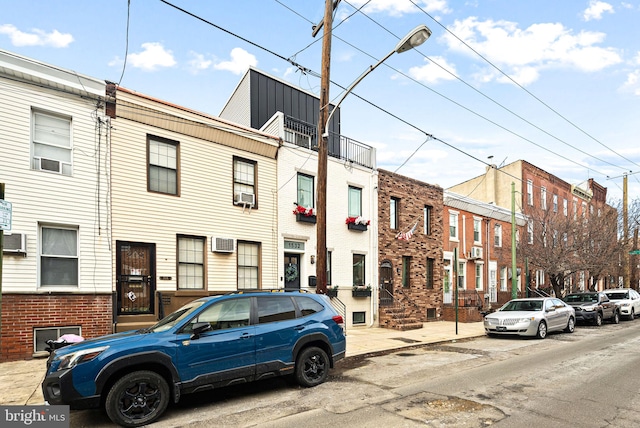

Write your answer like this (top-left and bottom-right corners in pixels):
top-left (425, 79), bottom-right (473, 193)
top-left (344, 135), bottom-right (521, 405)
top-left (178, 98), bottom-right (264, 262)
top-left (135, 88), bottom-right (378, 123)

top-left (0, 321), bottom-right (485, 406)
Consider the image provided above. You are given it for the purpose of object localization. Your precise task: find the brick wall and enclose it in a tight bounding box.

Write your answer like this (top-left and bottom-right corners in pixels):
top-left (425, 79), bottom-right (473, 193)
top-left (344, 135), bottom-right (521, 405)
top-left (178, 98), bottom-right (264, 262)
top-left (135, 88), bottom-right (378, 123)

top-left (378, 170), bottom-right (444, 326)
top-left (0, 294), bottom-right (113, 362)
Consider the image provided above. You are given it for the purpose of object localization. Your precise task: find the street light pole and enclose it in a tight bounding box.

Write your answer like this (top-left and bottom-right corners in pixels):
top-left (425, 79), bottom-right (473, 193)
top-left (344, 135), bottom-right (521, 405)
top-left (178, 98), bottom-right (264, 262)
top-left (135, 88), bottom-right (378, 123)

top-left (315, 19), bottom-right (432, 293)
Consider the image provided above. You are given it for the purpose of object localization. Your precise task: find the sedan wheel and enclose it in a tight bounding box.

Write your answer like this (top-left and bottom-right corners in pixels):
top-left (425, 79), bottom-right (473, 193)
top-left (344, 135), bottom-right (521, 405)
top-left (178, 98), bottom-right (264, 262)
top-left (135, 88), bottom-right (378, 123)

top-left (536, 321), bottom-right (547, 339)
top-left (564, 317), bottom-right (575, 333)
top-left (612, 311), bottom-right (620, 324)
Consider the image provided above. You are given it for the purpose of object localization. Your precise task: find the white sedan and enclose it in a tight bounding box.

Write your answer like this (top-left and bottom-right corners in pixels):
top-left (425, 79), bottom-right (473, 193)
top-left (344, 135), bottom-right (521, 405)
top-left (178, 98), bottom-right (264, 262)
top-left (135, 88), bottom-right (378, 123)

top-left (603, 288), bottom-right (640, 320)
top-left (484, 298), bottom-right (576, 339)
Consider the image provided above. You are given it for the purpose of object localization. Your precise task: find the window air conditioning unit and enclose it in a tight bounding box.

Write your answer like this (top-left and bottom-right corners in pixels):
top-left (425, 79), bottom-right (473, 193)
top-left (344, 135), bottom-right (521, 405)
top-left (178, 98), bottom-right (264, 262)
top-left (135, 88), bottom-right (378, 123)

top-left (235, 192), bottom-right (255, 206)
top-left (211, 237), bottom-right (235, 253)
top-left (35, 157), bottom-right (69, 174)
top-left (470, 247), bottom-right (483, 259)
top-left (3, 233), bottom-right (27, 254)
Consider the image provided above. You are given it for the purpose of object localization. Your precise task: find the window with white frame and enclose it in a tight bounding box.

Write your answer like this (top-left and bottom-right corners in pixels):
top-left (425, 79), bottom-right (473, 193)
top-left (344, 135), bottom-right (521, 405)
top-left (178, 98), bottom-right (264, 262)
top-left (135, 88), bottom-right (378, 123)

top-left (234, 157), bottom-right (256, 206)
top-left (541, 187), bottom-right (547, 210)
top-left (390, 197), bottom-right (399, 230)
top-left (449, 212), bottom-right (459, 240)
top-left (457, 261), bottom-right (465, 289)
top-left (475, 263), bottom-right (483, 290)
top-left (573, 198), bottom-right (578, 219)
top-left (32, 110), bottom-right (72, 175)
top-left (297, 173), bottom-right (314, 209)
top-left (348, 186), bottom-right (362, 217)
top-left (473, 218), bottom-right (482, 244)
top-left (40, 225), bottom-right (78, 287)
top-left (527, 180), bottom-right (533, 206)
top-left (553, 194), bottom-right (558, 213)
top-left (237, 242), bottom-right (260, 289)
top-left (582, 202), bottom-right (587, 218)
top-left (148, 136), bottom-right (178, 195)
top-left (563, 198), bottom-right (568, 216)
top-left (527, 219), bottom-right (534, 244)
top-left (536, 270), bottom-right (545, 288)
top-left (424, 205), bottom-right (432, 235)
top-left (494, 223), bottom-right (502, 247)
top-left (178, 235), bottom-right (205, 289)
top-left (500, 267), bottom-right (507, 291)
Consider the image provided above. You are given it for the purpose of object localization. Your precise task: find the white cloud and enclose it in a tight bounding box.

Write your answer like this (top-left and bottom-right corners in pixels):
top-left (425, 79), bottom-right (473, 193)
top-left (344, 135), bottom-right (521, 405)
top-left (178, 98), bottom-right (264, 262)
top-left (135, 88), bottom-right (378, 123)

top-left (127, 42), bottom-right (176, 71)
top-left (187, 51), bottom-right (213, 74)
top-left (442, 17), bottom-right (622, 85)
top-left (0, 24), bottom-right (73, 47)
top-left (583, 1), bottom-right (614, 21)
top-left (214, 48), bottom-right (257, 75)
top-left (622, 52), bottom-right (640, 95)
top-left (407, 55), bottom-right (458, 83)
top-left (347, 0), bottom-right (451, 17)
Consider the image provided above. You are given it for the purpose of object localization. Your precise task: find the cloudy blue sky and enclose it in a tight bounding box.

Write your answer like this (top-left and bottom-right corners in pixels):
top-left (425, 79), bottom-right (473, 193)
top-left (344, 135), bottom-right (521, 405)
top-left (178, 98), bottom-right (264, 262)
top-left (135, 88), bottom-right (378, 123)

top-left (2, 0), bottom-right (639, 201)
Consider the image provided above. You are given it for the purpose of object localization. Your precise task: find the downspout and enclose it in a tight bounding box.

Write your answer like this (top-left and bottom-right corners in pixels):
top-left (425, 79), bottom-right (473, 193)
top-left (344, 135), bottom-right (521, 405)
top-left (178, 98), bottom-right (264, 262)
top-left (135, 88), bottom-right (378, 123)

top-left (369, 168), bottom-right (378, 327)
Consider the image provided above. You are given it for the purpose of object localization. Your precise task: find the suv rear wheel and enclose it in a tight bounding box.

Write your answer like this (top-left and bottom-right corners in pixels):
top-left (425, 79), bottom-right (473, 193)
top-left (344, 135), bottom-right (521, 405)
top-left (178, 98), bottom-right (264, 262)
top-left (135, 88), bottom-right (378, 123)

top-left (105, 370), bottom-right (169, 428)
top-left (295, 346), bottom-right (329, 387)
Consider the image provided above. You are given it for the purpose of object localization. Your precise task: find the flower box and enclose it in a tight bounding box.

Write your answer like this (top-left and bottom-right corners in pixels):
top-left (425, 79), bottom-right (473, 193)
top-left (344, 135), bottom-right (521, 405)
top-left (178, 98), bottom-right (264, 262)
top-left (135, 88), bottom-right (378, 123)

top-left (347, 222), bottom-right (368, 231)
top-left (327, 289), bottom-right (338, 298)
top-left (296, 213), bottom-right (317, 224)
top-left (352, 289), bottom-right (371, 297)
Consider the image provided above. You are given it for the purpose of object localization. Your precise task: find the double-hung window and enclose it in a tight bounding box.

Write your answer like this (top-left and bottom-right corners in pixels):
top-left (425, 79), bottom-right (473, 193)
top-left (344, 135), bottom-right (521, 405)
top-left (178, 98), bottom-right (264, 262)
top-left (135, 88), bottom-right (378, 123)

top-left (348, 186), bottom-right (362, 217)
top-left (425, 257), bottom-right (434, 289)
top-left (353, 254), bottom-right (365, 287)
top-left (233, 157), bottom-right (256, 206)
top-left (494, 223), bottom-right (502, 247)
top-left (40, 225), bottom-right (78, 287)
top-left (148, 136), bottom-right (179, 195)
top-left (178, 235), bottom-right (205, 289)
top-left (527, 180), bottom-right (533, 206)
top-left (297, 173), bottom-right (314, 209)
top-left (473, 218), bottom-right (482, 244)
top-left (424, 205), bottom-right (432, 235)
top-left (449, 212), bottom-right (459, 240)
top-left (390, 197), bottom-right (399, 230)
top-left (238, 242), bottom-right (260, 289)
top-left (32, 110), bottom-right (72, 175)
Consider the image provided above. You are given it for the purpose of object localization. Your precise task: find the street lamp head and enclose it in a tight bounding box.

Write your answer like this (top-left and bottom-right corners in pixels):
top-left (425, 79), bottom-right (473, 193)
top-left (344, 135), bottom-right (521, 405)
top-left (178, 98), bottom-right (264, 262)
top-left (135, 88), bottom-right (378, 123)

top-left (395, 24), bottom-right (432, 54)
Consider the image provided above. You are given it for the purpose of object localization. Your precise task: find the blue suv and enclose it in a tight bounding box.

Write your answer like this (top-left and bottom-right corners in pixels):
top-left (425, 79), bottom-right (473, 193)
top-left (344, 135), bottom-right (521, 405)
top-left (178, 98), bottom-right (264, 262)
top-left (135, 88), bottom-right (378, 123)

top-left (42, 292), bottom-right (346, 427)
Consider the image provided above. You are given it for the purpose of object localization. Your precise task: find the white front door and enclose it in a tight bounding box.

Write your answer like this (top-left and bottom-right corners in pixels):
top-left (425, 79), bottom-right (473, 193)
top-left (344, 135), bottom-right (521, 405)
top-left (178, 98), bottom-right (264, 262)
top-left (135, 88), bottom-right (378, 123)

top-left (489, 261), bottom-right (497, 303)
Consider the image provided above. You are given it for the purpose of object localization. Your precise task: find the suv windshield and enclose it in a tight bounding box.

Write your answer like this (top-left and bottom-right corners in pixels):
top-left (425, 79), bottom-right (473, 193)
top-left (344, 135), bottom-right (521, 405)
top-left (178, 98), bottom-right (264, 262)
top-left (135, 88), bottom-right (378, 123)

top-left (150, 300), bottom-right (207, 332)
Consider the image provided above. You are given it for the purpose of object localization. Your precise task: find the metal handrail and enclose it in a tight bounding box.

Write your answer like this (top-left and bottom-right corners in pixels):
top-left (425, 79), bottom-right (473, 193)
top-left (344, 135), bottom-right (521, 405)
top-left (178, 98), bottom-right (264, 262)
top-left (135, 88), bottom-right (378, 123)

top-left (328, 296), bottom-right (347, 335)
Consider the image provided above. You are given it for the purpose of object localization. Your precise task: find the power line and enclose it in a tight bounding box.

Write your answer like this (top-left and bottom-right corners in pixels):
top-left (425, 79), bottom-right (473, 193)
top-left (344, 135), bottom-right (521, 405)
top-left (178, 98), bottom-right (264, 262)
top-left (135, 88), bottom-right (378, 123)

top-left (406, 0), bottom-right (640, 170)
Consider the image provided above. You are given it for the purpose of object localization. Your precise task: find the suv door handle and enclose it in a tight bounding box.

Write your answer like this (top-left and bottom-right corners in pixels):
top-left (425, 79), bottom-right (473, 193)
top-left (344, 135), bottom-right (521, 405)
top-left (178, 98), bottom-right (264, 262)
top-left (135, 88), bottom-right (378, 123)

top-left (294, 325), bottom-right (305, 331)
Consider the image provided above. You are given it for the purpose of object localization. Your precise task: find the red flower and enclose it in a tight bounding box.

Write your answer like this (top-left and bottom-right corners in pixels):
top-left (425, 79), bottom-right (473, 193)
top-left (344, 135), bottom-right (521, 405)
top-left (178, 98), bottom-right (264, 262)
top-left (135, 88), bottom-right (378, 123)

top-left (294, 205), bottom-right (314, 216)
top-left (345, 216), bottom-right (370, 225)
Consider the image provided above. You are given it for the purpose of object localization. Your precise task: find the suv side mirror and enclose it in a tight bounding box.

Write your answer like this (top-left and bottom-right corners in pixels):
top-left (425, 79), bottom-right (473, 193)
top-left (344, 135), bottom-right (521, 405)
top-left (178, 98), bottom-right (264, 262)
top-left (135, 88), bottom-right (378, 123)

top-left (190, 322), bottom-right (212, 340)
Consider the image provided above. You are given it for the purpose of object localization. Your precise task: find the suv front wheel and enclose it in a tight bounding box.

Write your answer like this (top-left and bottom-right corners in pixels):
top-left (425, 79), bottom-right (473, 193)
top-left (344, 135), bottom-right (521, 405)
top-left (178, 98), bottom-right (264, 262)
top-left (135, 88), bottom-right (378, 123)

top-left (295, 346), bottom-right (329, 387)
top-left (105, 370), bottom-right (170, 428)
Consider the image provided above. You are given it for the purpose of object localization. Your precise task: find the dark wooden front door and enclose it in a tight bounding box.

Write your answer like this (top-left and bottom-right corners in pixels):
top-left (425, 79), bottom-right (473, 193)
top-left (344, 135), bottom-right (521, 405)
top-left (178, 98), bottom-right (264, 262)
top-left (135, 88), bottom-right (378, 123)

top-left (117, 241), bottom-right (155, 315)
top-left (284, 253), bottom-right (301, 290)
top-left (380, 260), bottom-right (394, 306)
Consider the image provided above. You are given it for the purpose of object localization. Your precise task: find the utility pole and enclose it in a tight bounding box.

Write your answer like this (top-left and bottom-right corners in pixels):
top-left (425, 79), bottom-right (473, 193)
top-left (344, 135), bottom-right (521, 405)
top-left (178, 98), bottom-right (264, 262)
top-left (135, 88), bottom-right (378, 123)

top-left (0, 183), bottom-right (5, 338)
top-left (633, 227), bottom-right (638, 290)
top-left (315, 0), bottom-right (334, 294)
top-left (624, 173), bottom-right (629, 288)
top-left (511, 182), bottom-right (518, 299)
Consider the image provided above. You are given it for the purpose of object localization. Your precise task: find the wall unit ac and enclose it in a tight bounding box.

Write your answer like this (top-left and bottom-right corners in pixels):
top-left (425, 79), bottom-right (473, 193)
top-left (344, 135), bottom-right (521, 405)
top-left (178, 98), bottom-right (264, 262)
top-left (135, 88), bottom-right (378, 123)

top-left (34, 157), bottom-right (70, 174)
top-left (470, 247), bottom-right (483, 259)
top-left (211, 237), bottom-right (235, 253)
top-left (234, 192), bottom-right (255, 206)
top-left (3, 233), bottom-right (27, 254)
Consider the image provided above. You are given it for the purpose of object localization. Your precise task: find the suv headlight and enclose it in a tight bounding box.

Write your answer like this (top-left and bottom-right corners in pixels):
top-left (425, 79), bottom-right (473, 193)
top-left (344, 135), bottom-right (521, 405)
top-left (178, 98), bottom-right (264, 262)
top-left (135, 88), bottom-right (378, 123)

top-left (582, 306), bottom-right (596, 312)
top-left (58, 346), bottom-right (109, 370)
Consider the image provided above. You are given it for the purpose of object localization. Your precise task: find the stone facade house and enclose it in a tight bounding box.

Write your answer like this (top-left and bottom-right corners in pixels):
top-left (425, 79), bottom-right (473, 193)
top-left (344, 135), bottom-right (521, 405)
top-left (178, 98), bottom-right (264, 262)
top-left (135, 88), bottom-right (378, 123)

top-left (377, 169), bottom-right (443, 330)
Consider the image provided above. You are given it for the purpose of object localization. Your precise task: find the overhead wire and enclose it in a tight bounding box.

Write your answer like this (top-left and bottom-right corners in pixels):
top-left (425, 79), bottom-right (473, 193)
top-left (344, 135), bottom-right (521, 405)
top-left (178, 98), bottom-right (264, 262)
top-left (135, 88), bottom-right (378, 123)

top-left (341, 0), bottom-right (629, 172)
top-left (406, 0), bottom-right (640, 170)
top-left (117, 0), bottom-right (131, 88)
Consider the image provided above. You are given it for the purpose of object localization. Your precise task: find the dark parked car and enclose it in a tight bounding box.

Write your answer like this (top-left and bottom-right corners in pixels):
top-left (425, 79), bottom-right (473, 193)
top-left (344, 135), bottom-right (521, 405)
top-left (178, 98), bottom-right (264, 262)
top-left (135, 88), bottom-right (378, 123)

top-left (563, 292), bottom-right (620, 326)
top-left (42, 291), bottom-right (346, 427)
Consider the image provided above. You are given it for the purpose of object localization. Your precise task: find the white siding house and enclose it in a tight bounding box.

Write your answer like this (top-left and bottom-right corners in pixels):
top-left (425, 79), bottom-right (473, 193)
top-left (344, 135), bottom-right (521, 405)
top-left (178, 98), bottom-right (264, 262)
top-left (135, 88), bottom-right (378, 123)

top-left (0, 49), bottom-right (112, 361)
top-left (220, 68), bottom-right (379, 329)
top-left (107, 86), bottom-right (281, 331)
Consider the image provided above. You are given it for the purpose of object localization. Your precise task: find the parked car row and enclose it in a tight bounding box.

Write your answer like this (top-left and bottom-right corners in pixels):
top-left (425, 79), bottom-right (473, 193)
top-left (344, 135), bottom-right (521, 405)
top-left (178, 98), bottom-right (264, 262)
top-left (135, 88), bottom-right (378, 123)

top-left (483, 288), bottom-right (640, 339)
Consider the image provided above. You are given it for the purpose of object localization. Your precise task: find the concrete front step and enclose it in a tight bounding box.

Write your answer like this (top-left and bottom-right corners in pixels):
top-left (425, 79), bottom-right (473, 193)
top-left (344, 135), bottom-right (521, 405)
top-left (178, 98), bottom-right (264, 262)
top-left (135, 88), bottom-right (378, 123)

top-left (390, 322), bottom-right (424, 331)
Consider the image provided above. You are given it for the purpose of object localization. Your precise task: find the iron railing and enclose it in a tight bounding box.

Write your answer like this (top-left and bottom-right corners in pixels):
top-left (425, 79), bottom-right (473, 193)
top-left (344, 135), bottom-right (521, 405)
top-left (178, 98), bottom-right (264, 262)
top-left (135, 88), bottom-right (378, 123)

top-left (283, 115), bottom-right (374, 169)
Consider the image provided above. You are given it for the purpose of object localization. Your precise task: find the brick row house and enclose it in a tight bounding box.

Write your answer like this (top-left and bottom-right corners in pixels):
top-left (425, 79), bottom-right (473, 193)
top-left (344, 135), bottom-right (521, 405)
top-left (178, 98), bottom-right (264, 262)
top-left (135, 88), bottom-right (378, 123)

top-left (0, 49), bottom-right (112, 360)
top-left (443, 190), bottom-right (527, 322)
top-left (449, 160), bottom-right (615, 296)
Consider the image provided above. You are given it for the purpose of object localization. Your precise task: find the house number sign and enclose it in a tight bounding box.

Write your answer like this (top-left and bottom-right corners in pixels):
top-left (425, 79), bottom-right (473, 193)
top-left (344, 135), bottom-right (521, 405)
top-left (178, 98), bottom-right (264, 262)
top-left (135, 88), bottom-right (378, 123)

top-left (284, 240), bottom-right (304, 251)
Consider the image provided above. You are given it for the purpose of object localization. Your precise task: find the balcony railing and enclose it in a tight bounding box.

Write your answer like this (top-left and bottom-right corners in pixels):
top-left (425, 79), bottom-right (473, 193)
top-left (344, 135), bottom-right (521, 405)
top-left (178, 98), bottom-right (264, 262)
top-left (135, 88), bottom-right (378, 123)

top-left (283, 115), bottom-right (374, 169)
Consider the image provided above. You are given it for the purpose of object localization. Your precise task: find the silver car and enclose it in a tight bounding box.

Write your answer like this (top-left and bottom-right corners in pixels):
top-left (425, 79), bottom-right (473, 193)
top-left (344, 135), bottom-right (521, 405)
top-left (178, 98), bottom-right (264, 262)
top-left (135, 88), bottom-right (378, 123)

top-left (484, 297), bottom-right (576, 339)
